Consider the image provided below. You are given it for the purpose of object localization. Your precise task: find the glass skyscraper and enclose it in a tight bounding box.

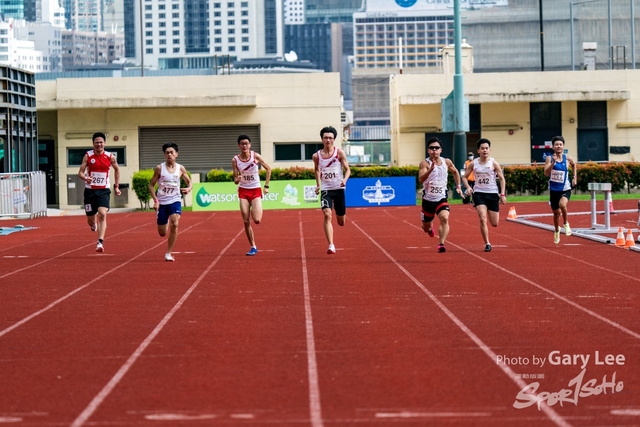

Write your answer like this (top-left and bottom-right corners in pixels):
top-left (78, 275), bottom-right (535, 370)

top-left (0, 0), bottom-right (25, 19)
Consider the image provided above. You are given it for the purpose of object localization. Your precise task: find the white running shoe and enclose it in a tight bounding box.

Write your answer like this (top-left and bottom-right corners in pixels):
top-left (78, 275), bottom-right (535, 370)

top-left (564, 223), bottom-right (572, 236)
top-left (96, 242), bottom-right (104, 253)
top-left (165, 253), bottom-right (175, 262)
top-left (554, 231), bottom-right (560, 245)
top-left (327, 244), bottom-right (336, 254)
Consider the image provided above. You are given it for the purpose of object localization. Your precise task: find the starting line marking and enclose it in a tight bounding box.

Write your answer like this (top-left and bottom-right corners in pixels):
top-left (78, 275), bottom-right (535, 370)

top-left (145, 414), bottom-right (217, 421)
top-left (0, 417), bottom-right (22, 423)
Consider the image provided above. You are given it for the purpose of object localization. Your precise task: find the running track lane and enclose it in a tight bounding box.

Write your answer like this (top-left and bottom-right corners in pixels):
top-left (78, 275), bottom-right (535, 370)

top-left (69, 210), bottom-right (320, 426)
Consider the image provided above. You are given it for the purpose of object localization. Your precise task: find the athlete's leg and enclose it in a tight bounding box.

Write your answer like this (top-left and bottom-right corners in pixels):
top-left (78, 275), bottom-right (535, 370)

top-left (96, 206), bottom-right (108, 241)
top-left (552, 208), bottom-right (561, 231)
top-left (559, 196), bottom-right (569, 225)
top-left (437, 209), bottom-right (450, 245)
top-left (487, 209), bottom-right (500, 228)
top-left (475, 204), bottom-right (490, 244)
top-left (166, 213), bottom-right (180, 255)
top-left (250, 197), bottom-right (263, 224)
top-left (239, 198), bottom-right (255, 247)
top-left (86, 214), bottom-right (96, 231)
top-left (323, 207), bottom-right (334, 245)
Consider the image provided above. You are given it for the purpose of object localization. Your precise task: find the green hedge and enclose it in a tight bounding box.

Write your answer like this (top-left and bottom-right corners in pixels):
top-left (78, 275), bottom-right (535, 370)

top-left (133, 162), bottom-right (639, 206)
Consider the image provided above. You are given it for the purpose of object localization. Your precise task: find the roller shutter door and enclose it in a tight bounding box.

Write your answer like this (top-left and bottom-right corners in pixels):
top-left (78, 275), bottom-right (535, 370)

top-left (139, 125), bottom-right (261, 175)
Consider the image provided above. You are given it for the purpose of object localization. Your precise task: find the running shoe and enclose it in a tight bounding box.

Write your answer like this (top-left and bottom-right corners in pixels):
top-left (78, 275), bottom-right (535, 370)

top-left (554, 231), bottom-right (560, 244)
top-left (427, 228), bottom-right (435, 238)
top-left (437, 243), bottom-right (446, 253)
top-left (564, 223), bottom-right (572, 236)
top-left (484, 244), bottom-right (492, 252)
top-left (327, 244), bottom-right (336, 254)
top-left (165, 253), bottom-right (175, 262)
top-left (96, 242), bottom-right (104, 253)
top-left (246, 247), bottom-right (258, 256)
top-left (90, 223), bottom-right (97, 232)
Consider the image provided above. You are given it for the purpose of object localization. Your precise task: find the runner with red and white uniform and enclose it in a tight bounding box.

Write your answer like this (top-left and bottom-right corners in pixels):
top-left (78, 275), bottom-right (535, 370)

top-left (313, 126), bottom-right (350, 255)
top-left (232, 134), bottom-right (271, 256)
top-left (77, 132), bottom-right (121, 253)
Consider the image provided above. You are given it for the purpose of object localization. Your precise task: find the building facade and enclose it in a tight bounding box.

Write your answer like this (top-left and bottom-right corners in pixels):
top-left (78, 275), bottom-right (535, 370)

top-left (284, 0), bottom-right (304, 25)
top-left (124, 0), bottom-right (283, 70)
top-left (0, 19), bottom-right (47, 72)
top-left (61, 29), bottom-right (123, 68)
top-left (0, 65), bottom-right (37, 173)
top-left (63, 0), bottom-right (104, 32)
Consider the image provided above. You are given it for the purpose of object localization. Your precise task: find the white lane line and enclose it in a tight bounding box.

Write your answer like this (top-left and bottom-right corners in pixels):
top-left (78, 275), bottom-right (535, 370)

top-left (352, 221), bottom-right (573, 427)
top-left (145, 413), bottom-right (217, 421)
top-left (611, 409), bottom-right (640, 416)
top-left (375, 411), bottom-right (492, 418)
top-left (0, 223), bottom-right (150, 280)
top-left (403, 219), bottom-right (640, 340)
top-left (0, 216), bottom-right (216, 340)
top-left (299, 214), bottom-right (324, 427)
top-left (0, 417), bottom-right (21, 423)
top-left (70, 228), bottom-right (243, 427)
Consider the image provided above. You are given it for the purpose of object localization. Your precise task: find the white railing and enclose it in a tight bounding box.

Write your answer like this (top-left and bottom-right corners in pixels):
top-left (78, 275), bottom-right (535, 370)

top-left (0, 172), bottom-right (47, 218)
top-left (348, 125), bottom-right (391, 141)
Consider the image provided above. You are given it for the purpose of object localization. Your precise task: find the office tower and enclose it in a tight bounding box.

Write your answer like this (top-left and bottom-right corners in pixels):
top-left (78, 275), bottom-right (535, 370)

top-left (125, 0), bottom-right (283, 70)
top-left (63, 0), bottom-right (104, 31)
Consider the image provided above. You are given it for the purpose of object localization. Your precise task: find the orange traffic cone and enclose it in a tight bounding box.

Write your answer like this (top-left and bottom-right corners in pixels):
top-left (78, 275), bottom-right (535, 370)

top-left (615, 227), bottom-right (626, 246)
top-left (609, 199), bottom-right (615, 213)
top-left (507, 206), bottom-right (517, 219)
top-left (625, 229), bottom-right (635, 248)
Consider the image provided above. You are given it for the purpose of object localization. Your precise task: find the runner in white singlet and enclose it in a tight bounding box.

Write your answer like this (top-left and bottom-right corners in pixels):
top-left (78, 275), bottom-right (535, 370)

top-left (462, 138), bottom-right (507, 253)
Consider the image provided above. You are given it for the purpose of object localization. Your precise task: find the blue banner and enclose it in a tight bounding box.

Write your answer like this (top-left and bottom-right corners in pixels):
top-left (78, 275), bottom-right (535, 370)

top-left (345, 177), bottom-right (417, 207)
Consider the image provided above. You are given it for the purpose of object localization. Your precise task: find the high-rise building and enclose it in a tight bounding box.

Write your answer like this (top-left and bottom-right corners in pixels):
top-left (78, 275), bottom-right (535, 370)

top-left (304, 0), bottom-right (361, 24)
top-left (0, 0), bottom-right (25, 19)
top-left (125, 0), bottom-right (283, 70)
top-left (284, 0), bottom-right (304, 25)
top-left (63, 0), bottom-right (104, 31)
top-left (103, 0), bottom-right (124, 33)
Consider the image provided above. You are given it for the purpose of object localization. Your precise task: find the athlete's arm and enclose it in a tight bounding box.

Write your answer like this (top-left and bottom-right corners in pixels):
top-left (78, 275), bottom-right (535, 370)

top-left (78, 154), bottom-right (91, 185)
top-left (543, 154), bottom-right (554, 176)
top-left (313, 152), bottom-right (321, 194)
top-left (461, 160), bottom-right (474, 194)
top-left (446, 159), bottom-right (463, 196)
top-left (338, 149), bottom-right (350, 187)
top-left (110, 154), bottom-right (121, 196)
top-left (418, 159), bottom-right (434, 184)
top-left (254, 153), bottom-right (272, 192)
top-left (494, 160), bottom-right (507, 203)
top-left (148, 165), bottom-right (162, 210)
top-left (231, 157), bottom-right (241, 185)
top-left (180, 165), bottom-right (192, 194)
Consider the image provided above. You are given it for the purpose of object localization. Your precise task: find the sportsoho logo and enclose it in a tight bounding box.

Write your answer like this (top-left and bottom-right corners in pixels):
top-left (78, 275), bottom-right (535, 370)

top-left (395, 0), bottom-right (418, 7)
top-left (196, 187), bottom-right (238, 207)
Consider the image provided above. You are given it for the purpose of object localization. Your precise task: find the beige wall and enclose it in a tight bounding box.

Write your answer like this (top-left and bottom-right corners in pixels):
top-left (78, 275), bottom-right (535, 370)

top-left (36, 73), bottom-right (342, 209)
top-left (391, 69), bottom-right (640, 166)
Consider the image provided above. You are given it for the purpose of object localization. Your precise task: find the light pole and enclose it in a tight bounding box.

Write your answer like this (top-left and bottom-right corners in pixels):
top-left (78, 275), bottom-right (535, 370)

top-left (570, 0), bottom-right (598, 71)
top-left (632, 0), bottom-right (636, 69)
top-left (139, 0), bottom-right (144, 76)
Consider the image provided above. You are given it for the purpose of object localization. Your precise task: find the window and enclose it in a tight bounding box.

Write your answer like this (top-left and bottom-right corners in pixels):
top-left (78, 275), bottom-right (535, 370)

top-left (172, 13), bottom-right (179, 18)
top-left (173, 47), bottom-right (180, 53)
top-left (241, 10), bottom-right (248, 16)
top-left (229, 46), bottom-right (235, 51)
top-left (172, 4), bottom-right (179, 9)
top-left (68, 148), bottom-right (127, 166)
top-left (241, 19), bottom-right (248, 25)
top-left (215, 46), bottom-right (222, 52)
top-left (146, 48), bottom-right (153, 53)
top-left (173, 30), bottom-right (180, 35)
top-left (242, 36), bottom-right (248, 43)
top-left (159, 39), bottom-right (166, 45)
top-left (241, 28), bottom-right (248, 34)
top-left (145, 5), bottom-right (152, 10)
top-left (145, 31), bottom-right (153, 36)
top-left (228, 29), bottom-right (235, 34)
top-left (159, 22), bottom-right (166, 27)
top-left (213, 2), bottom-right (221, 7)
top-left (214, 20), bottom-right (221, 25)
top-left (214, 29), bottom-right (221, 34)
top-left (214, 11), bottom-right (221, 17)
top-left (159, 4), bottom-right (165, 9)
top-left (173, 39), bottom-right (179, 44)
top-left (241, 1), bottom-right (248, 6)
top-left (159, 13), bottom-right (165, 18)
top-left (275, 144), bottom-right (322, 161)
top-left (228, 37), bottom-right (235, 43)
top-left (159, 30), bottom-right (166, 36)
top-left (145, 13), bottom-right (152, 19)
top-left (228, 2), bottom-right (234, 7)
top-left (228, 20), bottom-right (235, 25)
top-left (145, 22), bottom-right (152, 27)
top-left (242, 45), bottom-right (249, 51)
top-left (173, 22), bottom-right (179, 27)
top-left (160, 48), bottom-right (166, 53)
top-left (228, 11), bottom-right (235, 16)
top-left (146, 40), bottom-right (153, 45)
top-left (214, 38), bottom-right (222, 43)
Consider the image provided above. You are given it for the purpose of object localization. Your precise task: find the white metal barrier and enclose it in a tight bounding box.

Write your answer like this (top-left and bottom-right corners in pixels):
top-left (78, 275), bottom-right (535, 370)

top-left (0, 172), bottom-right (47, 218)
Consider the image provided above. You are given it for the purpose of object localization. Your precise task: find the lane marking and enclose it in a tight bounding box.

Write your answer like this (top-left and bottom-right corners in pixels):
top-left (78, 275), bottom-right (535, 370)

top-left (299, 213), bottom-right (324, 427)
top-left (611, 409), bottom-right (640, 416)
top-left (145, 413), bottom-right (217, 421)
top-left (70, 227), bottom-right (243, 427)
top-left (0, 417), bottom-right (21, 423)
top-left (0, 216), bottom-right (216, 340)
top-left (353, 221), bottom-right (573, 427)
top-left (375, 411), bottom-right (491, 418)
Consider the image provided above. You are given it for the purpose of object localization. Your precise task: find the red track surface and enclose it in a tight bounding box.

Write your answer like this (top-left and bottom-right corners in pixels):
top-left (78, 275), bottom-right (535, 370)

top-left (0, 201), bottom-right (639, 426)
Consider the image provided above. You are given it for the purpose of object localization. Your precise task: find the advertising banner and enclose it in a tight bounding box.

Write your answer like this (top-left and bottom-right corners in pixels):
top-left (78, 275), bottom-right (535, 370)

top-left (193, 180), bottom-right (319, 211)
top-left (345, 177), bottom-right (416, 208)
